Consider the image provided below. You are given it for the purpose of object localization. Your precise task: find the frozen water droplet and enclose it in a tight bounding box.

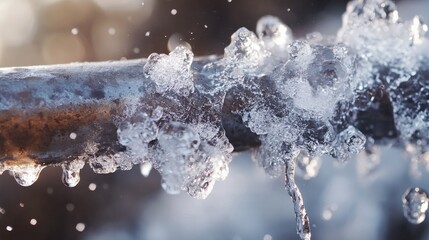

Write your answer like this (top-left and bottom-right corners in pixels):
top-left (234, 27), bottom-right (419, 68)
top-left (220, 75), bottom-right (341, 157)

top-left (140, 162), bottom-right (152, 177)
top-left (256, 15), bottom-right (293, 52)
top-left (144, 46), bottom-right (194, 95)
top-left (6, 226), bottom-right (12, 231)
top-left (225, 27), bottom-right (266, 61)
top-left (332, 126), bottom-right (366, 162)
top-left (168, 33), bottom-right (192, 52)
top-left (402, 187), bottom-right (429, 224)
top-left (10, 163), bottom-right (45, 187)
top-left (61, 159), bottom-right (85, 187)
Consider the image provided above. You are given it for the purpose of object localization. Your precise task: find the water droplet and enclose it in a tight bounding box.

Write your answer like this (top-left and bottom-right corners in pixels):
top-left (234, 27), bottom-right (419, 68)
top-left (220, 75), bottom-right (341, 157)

top-left (71, 28), bottom-right (79, 35)
top-left (171, 9), bottom-right (177, 15)
top-left (66, 203), bottom-right (75, 212)
top-left (403, 187), bottom-right (429, 224)
top-left (322, 209), bottom-right (333, 221)
top-left (69, 132), bottom-right (77, 140)
top-left (30, 219), bottom-right (37, 226)
top-left (76, 223), bottom-right (85, 232)
top-left (108, 27), bottom-right (116, 35)
top-left (6, 226), bottom-right (12, 231)
top-left (88, 183), bottom-right (97, 191)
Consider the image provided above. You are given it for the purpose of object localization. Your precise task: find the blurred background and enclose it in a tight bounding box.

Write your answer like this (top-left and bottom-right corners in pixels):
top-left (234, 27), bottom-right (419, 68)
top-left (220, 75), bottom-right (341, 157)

top-left (0, 0), bottom-right (429, 240)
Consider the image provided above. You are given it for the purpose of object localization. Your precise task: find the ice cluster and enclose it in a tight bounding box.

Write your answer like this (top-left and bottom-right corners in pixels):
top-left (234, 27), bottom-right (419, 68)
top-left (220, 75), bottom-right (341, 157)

top-left (0, 0), bottom-right (428, 239)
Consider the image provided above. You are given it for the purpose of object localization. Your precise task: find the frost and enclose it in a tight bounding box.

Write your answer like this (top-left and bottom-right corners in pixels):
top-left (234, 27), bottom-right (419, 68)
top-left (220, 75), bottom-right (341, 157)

top-left (402, 187), bottom-right (429, 224)
top-left (144, 46), bottom-right (194, 95)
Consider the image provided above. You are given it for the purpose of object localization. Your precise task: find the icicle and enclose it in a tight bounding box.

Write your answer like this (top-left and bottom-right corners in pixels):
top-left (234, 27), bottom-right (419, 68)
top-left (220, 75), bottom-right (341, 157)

top-left (285, 158), bottom-right (311, 240)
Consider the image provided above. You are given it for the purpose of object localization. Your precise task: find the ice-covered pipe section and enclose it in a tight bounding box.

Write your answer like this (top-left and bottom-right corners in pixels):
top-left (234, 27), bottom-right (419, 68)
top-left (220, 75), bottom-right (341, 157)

top-left (0, 0), bottom-right (428, 239)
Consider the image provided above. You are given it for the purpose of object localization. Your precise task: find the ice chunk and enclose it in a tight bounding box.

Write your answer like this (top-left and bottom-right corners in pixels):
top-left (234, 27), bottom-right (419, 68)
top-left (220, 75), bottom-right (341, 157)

top-left (89, 155), bottom-right (119, 174)
top-left (201, 27), bottom-right (269, 95)
top-left (153, 122), bottom-right (232, 199)
top-left (274, 41), bottom-right (357, 118)
top-left (61, 159), bottom-right (85, 187)
top-left (402, 187), bottom-right (429, 224)
top-left (3, 161), bottom-right (45, 187)
top-left (117, 112), bottom-right (159, 156)
top-left (144, 46), bottom-right (194, 95)
top-left (337, 0), bottom-right (422, 73)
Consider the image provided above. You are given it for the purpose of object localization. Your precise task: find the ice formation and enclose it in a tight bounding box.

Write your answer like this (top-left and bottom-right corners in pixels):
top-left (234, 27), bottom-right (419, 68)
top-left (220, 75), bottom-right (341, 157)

top-left (0, 0), bottom-right (428, 239)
